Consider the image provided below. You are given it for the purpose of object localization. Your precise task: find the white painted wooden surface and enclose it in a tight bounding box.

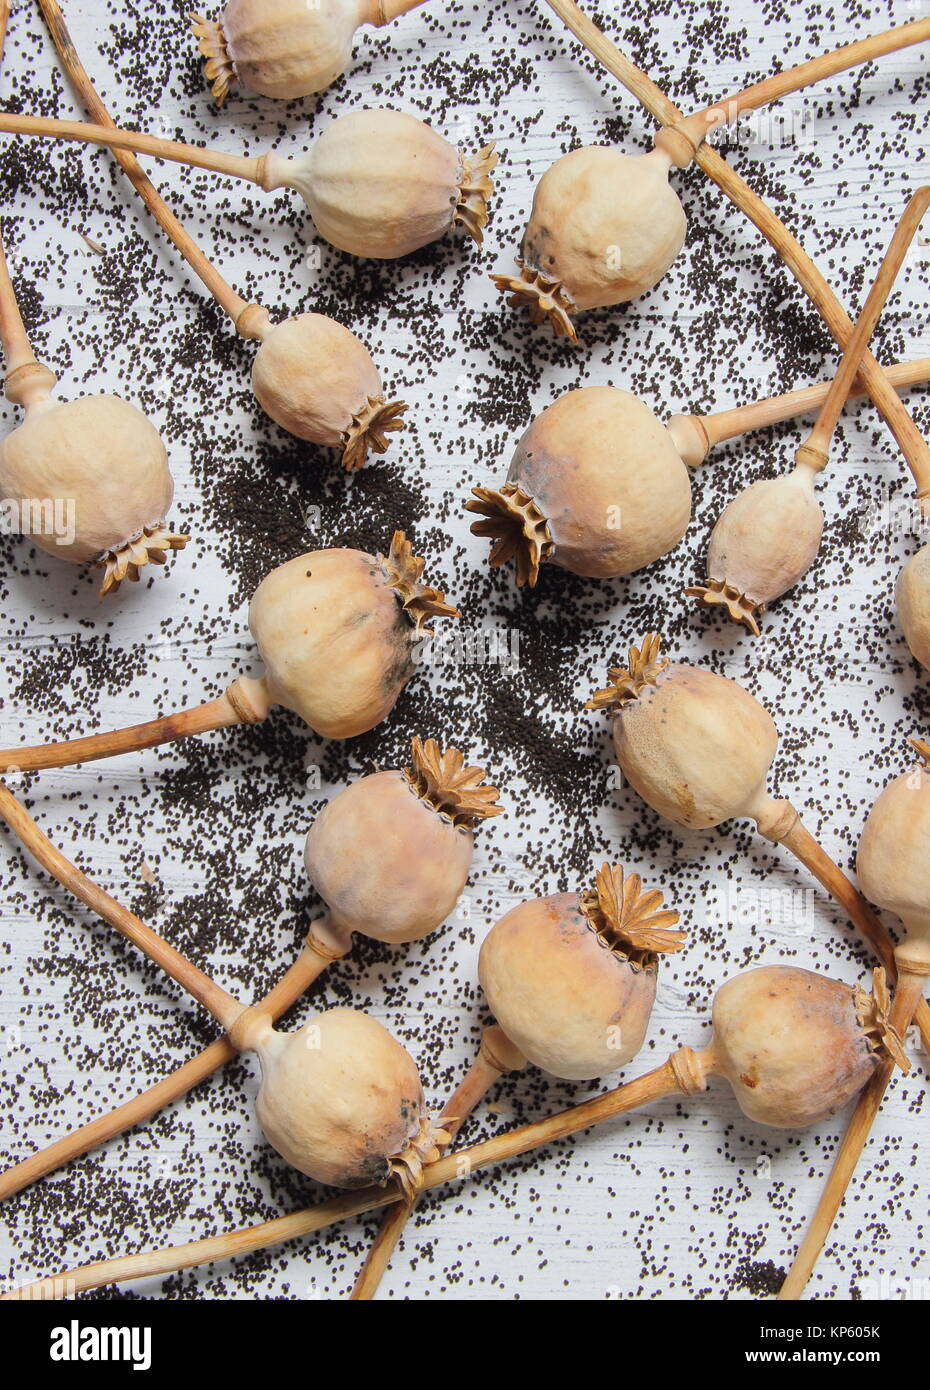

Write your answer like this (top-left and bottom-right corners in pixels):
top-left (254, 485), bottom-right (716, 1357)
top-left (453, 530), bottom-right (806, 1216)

top-left (0, 0), bottom-right (928, 1300)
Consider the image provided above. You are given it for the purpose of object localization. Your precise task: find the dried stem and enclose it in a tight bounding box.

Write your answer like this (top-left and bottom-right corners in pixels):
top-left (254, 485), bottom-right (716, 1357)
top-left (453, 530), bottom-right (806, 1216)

top-left (758, 799), bottom-right (930, 1054)
top-left (0, 782), bottom-right (243, 1029)
top-left (797, 187), bottom-right (930, 472)
top-left (673, 18), bottom-right (930, 152)
top-left (36, 0), bottom-right (264, 335)
top-left (0, 923), bottom-right (348, 1202)
top-left (0, 112), bottom-right (266, 185)
top-left (0, 225), bottom-right (40, 376)
top-left (0, 675), bottom-right (270, 773)
top-left (667, 357), bottom-right (930, 467)
top-left (350, 1025), bottom-right (527, 1300)
top-left (542, 0), bottom-right (930, 501)
top-left (778, 965), bottom-right (927, 1300)
top-left (1, 1046), bottom-right (713, 1298)
top-left (0, 0), bottom-right (8, 73)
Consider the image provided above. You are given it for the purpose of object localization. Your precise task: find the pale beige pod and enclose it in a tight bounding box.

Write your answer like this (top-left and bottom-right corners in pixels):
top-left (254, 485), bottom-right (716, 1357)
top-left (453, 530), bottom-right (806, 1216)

top-left (685, 464), bottom-right (825, 635)
top-left (248, 531), bottom-right (458, 739)
top-left (587, 634), bottom-right (777, 831)
top-left (250, 312), bottom-right (406, 469)
top-left (709, 965), bottom-right (896, 1127)
top-left (0, 383), bottom-right (187, 595)
top-left (467, 386), bottom-right (692, 586)
top-left (251, 1007), bottom-right (446, 1191)
top-left (492, 147), bottom-right (686, 340)
top-left (191, 0), bottom-right (369, 103)
top-left (479, 864), bottom-right (686, 1080)
top-left (264, 108), bottom-right (497, 258)
top-left (305, 737), bottom-right (502, 944)
top-left (896, 542), bottom-right (930, 674)
top-left (857, 737), bottom-right (930, 957)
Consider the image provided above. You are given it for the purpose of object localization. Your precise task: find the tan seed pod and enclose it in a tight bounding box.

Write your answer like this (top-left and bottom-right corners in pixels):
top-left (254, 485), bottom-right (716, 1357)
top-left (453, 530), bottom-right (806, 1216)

top-left (896, 542), bottom-right (930, 675)
top-left (707, 965), bottom-right (902, 1128)
top-left (857, 736), bottom-right (930, 955)
top-left (685, 464), bottom-right (825, 634)
top-left (587, 633), bottom-right (777, 830)
top-left (0, 389), bottom-right (186, 593)
top-left (248, 532), bottom-right (459, 739)
top-left (190, 0), bottom-right (427, 105)
top-left (250, 312), bottom-right (406, 469)
top-left (0, 111), bottom-right (495, 264)
top-left (479, 863), bottom-right (686, 1080)
top-left (251, 1007), bottom-right (447, 1193)
top-left (304, 736), bottom-right (502, 944)
top-left (491, 148), bottom-right (686, 340)
top-left (0, 230), bottom-right (186, 595)
top-left (269, 108), bottom-right (497, 259)
top-left (0, 530), bottom-right (460, 775)
top-left (467, 386), bottom-right (692, 586)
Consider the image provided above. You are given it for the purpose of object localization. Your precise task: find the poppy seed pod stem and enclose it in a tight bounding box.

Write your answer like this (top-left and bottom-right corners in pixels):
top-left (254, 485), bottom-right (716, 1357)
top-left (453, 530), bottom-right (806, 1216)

top-left (668, 357), bottom-right (930, 468)
top-left (37, 0), bottom-right (260, 334)
top-left (350, 1026), bottom-right (528, 1299)
top-left (0, 783), bottom-right (245, 1029)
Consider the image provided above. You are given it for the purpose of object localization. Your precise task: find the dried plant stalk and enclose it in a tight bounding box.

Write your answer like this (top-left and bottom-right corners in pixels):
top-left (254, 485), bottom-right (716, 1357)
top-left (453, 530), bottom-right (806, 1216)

top-left (668, 357), bottom-right (930, 467)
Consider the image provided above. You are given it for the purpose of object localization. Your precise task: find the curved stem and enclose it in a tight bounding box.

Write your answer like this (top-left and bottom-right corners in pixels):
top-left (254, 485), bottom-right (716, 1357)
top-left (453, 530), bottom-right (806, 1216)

top-left (350, 1025), bottom-right (527, 1300)
top-left (542, 0), bottom-right (930, 501)
top-left (0, 923), bottom-right (348, 1202)
top-left (1, 1047), bottom-right (710, 1299)
top-left (758, 799), bottom-right (930, 1054)
top-left (676, 18), bottom-right (930, 149)
top-left (36, 0), bottom-right (263, 335)
top-left (0, 782), bottom-right (242, 1029)
top-left (0, 676), bottom-right (270, 773)
top-left (778, 965), bottom-right (927, 1300)
top-left (0, 226), bottom-right (39, 376)
top-left (797, 187), bottom-right (930, 471)
top-left (0, 112), bottom-right (266, 185)
top-left (669, 356), bottom-right (930, 465)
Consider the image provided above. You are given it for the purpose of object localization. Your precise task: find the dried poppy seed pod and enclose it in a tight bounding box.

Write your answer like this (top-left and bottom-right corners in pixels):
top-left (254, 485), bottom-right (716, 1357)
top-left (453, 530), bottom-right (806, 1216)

top-left (248, 530), bottom-right (458, 739)
top-left (587, 633), bottom-right (777, 831)
top-left (479, 864), bottom-right (686, 1080)
top-left (466, 386), bottom-right (692, 586)
top-left (707, 965), bottom-right (905, 1128)
top-left (491, 147), bottom-right (685, 340)
top-left (685, 462), bottom-right (825, 635)
top-left (191, 0), bottom-right (426, 105)
top-left (305, 737), bottom-right (502, 944)
top-left (243, 1006), bottom-right (448, 1192)
top-left (263, 109), bottom-right (497, 259)
top-left (0, 378), bottom-right (187, 594)
top-left (897, 542), bottom-right (930, 674)
top-left (857, 737), bottom-right (930, 971)
top-left (0, 227), bottom-right (188, 597)
top-left (250, 311), bottom-right (406, 469)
